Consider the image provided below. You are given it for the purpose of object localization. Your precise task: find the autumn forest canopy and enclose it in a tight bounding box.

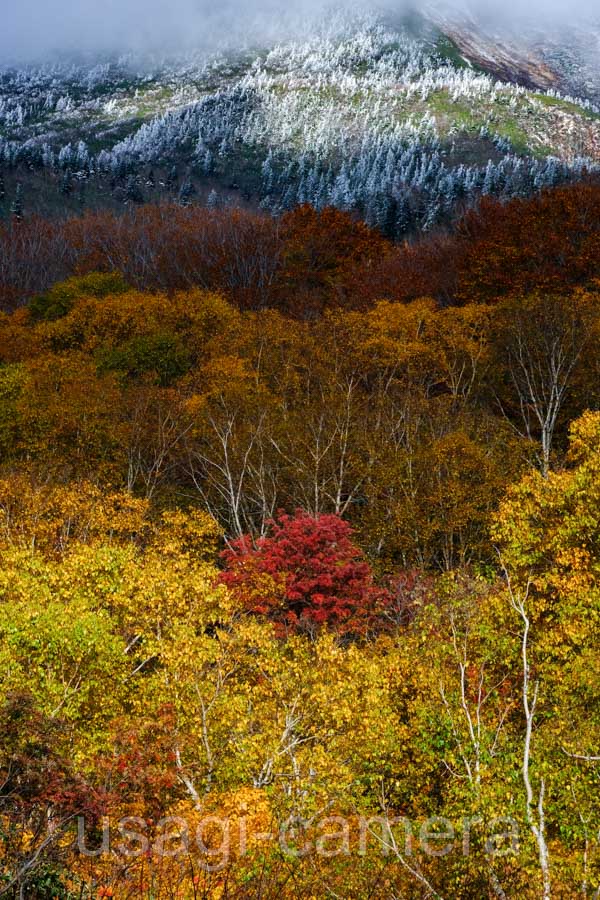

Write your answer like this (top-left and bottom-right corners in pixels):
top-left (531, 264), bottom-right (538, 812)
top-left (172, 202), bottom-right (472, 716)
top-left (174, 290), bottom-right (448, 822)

top-left (1, 182), bottom-right (600, 898)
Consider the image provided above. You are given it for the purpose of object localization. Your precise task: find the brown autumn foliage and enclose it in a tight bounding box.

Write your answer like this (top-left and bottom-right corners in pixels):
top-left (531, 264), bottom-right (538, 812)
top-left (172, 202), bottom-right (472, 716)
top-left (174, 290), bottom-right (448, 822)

top-left (3, 182), bottom-right (600, 314)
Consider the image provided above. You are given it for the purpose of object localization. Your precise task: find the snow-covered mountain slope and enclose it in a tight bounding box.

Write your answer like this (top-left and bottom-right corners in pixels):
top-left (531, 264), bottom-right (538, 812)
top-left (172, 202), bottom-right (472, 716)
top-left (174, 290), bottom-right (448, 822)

top-left (1, 8), bottom-right (599, 236)
top-left (423, 2), bottom-right (600, 104)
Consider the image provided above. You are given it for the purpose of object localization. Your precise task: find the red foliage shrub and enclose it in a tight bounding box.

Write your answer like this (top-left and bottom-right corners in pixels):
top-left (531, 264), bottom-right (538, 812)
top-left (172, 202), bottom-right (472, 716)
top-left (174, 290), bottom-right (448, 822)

top-left (220, 510), bottom-right (391, 637)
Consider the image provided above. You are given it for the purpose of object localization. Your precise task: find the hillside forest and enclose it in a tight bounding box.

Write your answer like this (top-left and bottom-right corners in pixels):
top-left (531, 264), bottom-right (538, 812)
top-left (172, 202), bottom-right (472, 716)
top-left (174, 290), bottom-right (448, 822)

top-left (0, 182), bottom-right (600, 898)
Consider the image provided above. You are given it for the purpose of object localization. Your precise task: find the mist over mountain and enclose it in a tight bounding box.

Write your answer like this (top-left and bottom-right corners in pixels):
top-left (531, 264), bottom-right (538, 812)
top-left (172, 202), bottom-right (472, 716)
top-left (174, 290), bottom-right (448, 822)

top-left (1, 0), bottom-right (598, 61)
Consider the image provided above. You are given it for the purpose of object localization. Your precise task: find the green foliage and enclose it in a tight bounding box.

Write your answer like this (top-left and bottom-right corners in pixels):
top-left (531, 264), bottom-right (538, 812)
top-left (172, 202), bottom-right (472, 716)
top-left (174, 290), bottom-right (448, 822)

top-left (96, 330), bottom-right (191, 386)
top-left (0, 569), bottom-right (129, 754)
top-left (29, 272), bottom-right (130, 322)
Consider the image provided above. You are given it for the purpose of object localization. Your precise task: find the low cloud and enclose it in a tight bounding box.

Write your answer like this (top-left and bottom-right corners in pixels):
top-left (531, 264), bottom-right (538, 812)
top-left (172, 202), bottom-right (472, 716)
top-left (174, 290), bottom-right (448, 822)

top-left (0, 0), bottom-right (597, 63)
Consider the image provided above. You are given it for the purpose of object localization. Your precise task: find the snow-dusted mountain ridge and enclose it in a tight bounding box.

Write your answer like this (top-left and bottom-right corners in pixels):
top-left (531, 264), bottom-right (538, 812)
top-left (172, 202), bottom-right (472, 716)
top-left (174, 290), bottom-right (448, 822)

top-left (1, 6), bottom-right (599, 235)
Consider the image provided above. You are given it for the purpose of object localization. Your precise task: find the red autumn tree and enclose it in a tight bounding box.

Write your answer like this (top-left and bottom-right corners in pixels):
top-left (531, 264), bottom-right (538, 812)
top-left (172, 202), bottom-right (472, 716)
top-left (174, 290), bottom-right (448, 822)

top-left (220, 510), bottom-right (390, 636)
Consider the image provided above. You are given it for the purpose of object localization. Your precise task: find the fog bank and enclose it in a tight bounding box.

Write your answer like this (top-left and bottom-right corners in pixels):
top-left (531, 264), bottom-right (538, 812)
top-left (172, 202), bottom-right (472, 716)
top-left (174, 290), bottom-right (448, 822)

top-left (1, 0), bottom-right (597, 63)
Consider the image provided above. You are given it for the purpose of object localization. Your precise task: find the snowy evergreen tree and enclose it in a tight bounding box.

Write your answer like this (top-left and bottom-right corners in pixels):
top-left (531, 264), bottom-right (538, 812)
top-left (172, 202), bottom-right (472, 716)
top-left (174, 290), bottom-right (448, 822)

top-left (179, 177), bottom-right (196, 206)
top-left (125, 175), bottom-right (144, 204)
top-left (10, 183), bottom-right (23, 221)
